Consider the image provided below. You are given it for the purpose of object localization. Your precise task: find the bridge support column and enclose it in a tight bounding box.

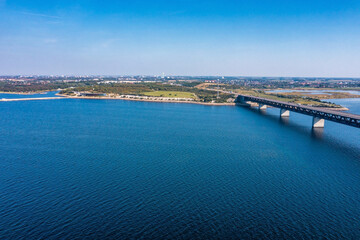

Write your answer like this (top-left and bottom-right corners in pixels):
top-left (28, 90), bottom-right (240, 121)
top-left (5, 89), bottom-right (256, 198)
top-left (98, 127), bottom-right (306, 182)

top-left (259, 104), bottom-right (267, 110)
top-left (235, 96), bottom-right (249, 106)
top-left (280, 109), bottom-right (290, 117)
top-left (312, 117), bottom-right (325, 128)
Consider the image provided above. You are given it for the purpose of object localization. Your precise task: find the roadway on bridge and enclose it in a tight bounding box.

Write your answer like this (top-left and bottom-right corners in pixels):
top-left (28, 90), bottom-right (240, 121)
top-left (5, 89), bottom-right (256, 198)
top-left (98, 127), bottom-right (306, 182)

top-left (237, 94), bottom-right (360, 128)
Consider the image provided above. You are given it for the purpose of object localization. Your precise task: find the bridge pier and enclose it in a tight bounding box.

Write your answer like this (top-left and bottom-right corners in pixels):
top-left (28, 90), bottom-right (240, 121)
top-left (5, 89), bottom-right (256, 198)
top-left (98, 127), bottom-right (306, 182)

top-left (312, 117), bottom-right (325, 128)
top-left (235, 96), bottom-right (250, 106)
top-left (280, 109), bottom-right (290, 117)
top-left (259, 104), bottom-right (267, 110)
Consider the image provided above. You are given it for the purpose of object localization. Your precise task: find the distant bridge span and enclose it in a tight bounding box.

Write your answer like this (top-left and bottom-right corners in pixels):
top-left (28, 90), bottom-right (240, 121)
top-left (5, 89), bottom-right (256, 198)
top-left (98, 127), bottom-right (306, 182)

top-left (235, 94), bottom-right (360, 128)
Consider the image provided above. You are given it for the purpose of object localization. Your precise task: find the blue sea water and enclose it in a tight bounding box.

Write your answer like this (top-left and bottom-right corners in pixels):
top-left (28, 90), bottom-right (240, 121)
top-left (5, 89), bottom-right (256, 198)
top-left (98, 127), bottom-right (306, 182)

top-left (0, 91), bottom-right (60, 99)
top-left (0, 97), bottom-right (359, 239)
top-left (331, 98), bottom-right (360, 114)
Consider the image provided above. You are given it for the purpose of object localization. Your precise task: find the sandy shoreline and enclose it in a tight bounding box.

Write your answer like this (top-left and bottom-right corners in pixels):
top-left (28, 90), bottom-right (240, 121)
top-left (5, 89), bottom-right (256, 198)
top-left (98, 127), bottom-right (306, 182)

top-left (56, 94), bottom-right (351, 110)
top-left (56, 94), bottom-right (236, 106)
top-left (0, 92), bottom-right (349, 110)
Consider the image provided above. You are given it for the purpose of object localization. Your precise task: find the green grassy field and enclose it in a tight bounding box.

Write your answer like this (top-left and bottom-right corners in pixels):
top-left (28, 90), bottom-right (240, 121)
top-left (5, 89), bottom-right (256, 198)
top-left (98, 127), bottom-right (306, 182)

top-left (142, 91), bottom-right (196, 99)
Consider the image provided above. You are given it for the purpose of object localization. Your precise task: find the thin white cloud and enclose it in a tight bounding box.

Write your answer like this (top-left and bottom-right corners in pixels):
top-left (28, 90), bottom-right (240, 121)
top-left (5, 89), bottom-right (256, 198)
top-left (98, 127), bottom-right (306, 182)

top-left (17, 10), bottom-right (61, 19)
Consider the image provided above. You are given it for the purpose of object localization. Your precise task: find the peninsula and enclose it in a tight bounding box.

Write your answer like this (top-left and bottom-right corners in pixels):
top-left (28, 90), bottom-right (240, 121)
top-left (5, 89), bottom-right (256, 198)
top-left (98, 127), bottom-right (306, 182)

top-left (1, 76), bottom-right (359, 109)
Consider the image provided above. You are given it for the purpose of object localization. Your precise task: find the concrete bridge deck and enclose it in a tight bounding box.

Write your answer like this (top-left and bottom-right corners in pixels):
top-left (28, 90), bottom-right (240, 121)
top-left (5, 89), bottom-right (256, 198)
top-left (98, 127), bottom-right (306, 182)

top-left (236, 94), bottom-right (360, 128)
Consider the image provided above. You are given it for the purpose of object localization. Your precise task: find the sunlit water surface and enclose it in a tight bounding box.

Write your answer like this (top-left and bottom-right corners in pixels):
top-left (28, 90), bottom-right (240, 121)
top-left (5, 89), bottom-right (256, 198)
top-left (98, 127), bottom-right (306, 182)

top-left (0, 96), bottom-right (359, 239)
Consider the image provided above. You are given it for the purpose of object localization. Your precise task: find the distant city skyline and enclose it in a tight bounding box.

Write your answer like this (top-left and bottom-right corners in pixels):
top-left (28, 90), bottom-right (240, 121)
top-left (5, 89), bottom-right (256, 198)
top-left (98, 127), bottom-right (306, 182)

top-left (1, 0), bottom-right (360, 77)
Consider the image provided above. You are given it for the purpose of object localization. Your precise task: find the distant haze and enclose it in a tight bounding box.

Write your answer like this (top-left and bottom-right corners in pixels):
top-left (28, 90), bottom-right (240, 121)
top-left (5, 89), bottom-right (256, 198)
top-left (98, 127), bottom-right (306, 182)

top-left (1, 0), bottom-right (360, 77)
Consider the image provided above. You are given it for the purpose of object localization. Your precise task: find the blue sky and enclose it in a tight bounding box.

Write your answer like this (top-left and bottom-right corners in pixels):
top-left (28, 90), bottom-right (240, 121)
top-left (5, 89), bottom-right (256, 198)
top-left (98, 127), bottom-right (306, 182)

top-left (1, 0), bottom-right (360, 77)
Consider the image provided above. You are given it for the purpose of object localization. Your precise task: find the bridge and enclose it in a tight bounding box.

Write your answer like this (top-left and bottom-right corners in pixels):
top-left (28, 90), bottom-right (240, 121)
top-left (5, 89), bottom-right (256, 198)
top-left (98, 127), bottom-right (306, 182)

top-left (235, 95), bottom-right (360, 128)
